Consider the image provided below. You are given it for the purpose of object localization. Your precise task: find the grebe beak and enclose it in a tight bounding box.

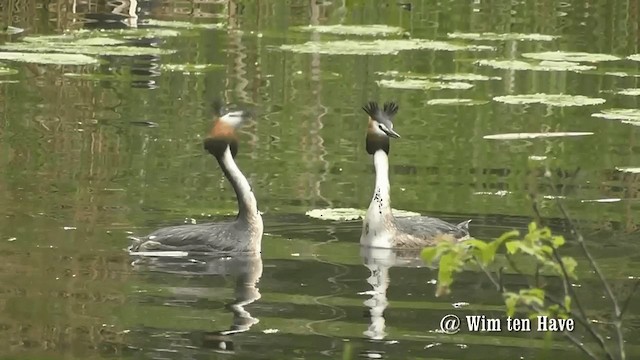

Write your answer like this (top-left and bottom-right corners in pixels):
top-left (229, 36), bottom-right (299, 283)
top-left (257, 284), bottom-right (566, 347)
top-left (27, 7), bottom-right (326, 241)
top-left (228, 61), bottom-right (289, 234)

top-left (383, 127), bottom-right (401, 139)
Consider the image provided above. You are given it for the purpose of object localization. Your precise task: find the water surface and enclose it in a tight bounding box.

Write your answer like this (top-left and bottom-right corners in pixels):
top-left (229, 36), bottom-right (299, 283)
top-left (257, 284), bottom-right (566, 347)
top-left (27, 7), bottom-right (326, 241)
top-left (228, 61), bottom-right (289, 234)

top-left (0, 0), bottom-right (639, 359)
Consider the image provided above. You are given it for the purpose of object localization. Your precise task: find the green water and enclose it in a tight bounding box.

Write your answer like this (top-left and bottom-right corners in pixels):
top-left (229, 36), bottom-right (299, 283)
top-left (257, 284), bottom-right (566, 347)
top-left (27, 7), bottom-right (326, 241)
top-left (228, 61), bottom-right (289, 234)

top-left (0, 0), bottom-right (639, 359)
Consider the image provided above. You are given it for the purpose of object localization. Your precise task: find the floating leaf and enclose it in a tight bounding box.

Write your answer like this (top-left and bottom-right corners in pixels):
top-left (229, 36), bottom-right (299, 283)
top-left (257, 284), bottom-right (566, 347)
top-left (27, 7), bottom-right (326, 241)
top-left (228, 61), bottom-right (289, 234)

top-left (290, 24), bottom-right (405, 36)
top-left (0, 42), bottom-right (175, 57)
top-left (141, 19), bottom-right (225, 30)
top-left (475, 59), bottom-right (595, 72)
top-left (581, 198), bottom-right (621, 203)
top-left (305, 207), bottom-right (420, 221)
top-left (448, 32), bottom-right (558, 41)
top-left (426, 98), bottom-right (488, 106)
top-left (493, 94), bottom-right (605, 106)
top-left (0, 52), bottom-right (99, 65)
top-left (377, 79), bottom-right (473, 90)
top-left (604, 72), bottom-right (640, 78)
top-left (63, 72), bottom-right (122, 81)
top-left (591, 108), bottom-right (640, 125)
top-left (161, 63), bottom-right (225, 73)
top-left (428, 73), bottom-right (501, 81)
top-left (522, 51), bottom-right (620, 63)
top-left (376, 71), bottom-right (498, 85)
top-left (483, 132), bottom-right (594, 140)
top-left (473, 190), bottom-right (511, 196)
top-left (279, 39), bottom-right (494, 55)
top-left (615, 167), bottom-right (640, 174)
top-left (23, 35), bottom-right (128, 46)
top-left (1, 26), bottom-right (25, 35)
top-left (615, 88), bottom-right (640, 96)
top-left (0, 66), bottom-right (18, 76)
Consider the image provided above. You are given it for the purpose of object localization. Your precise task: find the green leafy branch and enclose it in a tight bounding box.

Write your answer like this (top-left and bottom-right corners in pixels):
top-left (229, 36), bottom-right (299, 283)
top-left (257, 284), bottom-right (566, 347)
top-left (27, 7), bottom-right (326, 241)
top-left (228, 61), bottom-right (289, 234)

top-left (421, 220), bottom-right (631, 360)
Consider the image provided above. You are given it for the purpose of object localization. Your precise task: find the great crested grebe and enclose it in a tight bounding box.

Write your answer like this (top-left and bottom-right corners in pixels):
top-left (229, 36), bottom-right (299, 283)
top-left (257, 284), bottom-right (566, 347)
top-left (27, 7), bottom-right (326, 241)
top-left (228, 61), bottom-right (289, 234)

top-left (128, 105), bottom-right (263, 254)
top-left (360, 101), bottom-right (471, 249)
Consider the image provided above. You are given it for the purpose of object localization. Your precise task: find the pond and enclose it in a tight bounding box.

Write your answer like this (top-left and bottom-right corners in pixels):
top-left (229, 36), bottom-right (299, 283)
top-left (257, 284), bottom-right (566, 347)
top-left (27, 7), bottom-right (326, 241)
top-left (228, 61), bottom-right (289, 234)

top-left (0, 0), bottom-right (639, 359)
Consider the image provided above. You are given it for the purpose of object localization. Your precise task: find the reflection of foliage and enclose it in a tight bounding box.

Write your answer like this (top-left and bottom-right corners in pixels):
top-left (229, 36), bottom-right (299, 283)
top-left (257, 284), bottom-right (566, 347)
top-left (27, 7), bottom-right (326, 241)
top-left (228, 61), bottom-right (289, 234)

top-left (422, 213), bottom-right (637, 360)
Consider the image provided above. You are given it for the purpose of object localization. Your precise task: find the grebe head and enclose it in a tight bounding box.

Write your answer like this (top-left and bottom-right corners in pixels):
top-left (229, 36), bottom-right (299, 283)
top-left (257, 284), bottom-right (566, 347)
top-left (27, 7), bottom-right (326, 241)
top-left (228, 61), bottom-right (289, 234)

top-left (362, 101), bottom-right (400, 155)
top-left (203, 103), bottom-right (252, 159)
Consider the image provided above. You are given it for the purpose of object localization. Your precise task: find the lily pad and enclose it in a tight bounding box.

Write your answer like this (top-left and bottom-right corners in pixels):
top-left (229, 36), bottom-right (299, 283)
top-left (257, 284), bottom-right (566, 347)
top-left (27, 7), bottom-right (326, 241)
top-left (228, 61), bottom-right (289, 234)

top-left (305, 207), bottom-right (421, 221)
top-left (616, 167), bottom-right (640, 174)
top-left (279, 39), bottom-right (494, 55)
top-left (0, 66), bottom-right (18, 76)
top-left (615, 88), bottom-right (640, 96)
top-left (161, 63), bottom-right (225, 73)
top-left (141, 19), bottom-right (225, 30)
top-left (448, 32), bottom-right (558, 41)
top-left (483, 132), bottom-right (594, 140)
top-left (377, 79), bottom-right (473, 90)
top-left (291, 24), bottom-right (405, 36)
top-left (0, 52), bottom-right (99, 65)
top-left (426, 98), bottom-right (488, 106)
top-left (63, 72), bottom-right (123, 81)
top-left (1, 26), bottom-right (24, 35)
top-left (23, 35), bottom-right (128, 46)
top-left (604, 72), bottom-right (640, 78)
top-left (591, 109), bottom-right (640, 125)
top-left (429, 73), bottom-right (501, 81)
top-left (522, 51), bottom-right (620, 63)
top-left (581, 198), bottom-right (621, 203)
top-left (475, 59), bottom-right (595, 72)
top-left (377, 71), bottom-right (499, 83)
top-left (474, 190), bottom-right (511, 196)
top-left (0, 42), bottom-right (175, 57)
top-left (493, 94), bottom-right (605, 106)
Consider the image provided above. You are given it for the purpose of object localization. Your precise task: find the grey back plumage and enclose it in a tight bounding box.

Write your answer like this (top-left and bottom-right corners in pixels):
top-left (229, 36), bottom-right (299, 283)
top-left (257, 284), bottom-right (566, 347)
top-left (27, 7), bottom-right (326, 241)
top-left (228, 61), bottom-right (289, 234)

top-left (392, 216), bottom-right (471, 247)
top-left (128, 220), bottom-right (259, 254)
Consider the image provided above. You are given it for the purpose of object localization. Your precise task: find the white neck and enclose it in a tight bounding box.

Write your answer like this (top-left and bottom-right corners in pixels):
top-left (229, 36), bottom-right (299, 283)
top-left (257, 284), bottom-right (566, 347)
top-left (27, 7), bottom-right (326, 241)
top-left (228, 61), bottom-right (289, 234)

top-left (217, 147), bottom-right (261, 225)
top-left (361, 150), bottom-right (394, 247)
top-left (373, 150), bottom-right (391, 208)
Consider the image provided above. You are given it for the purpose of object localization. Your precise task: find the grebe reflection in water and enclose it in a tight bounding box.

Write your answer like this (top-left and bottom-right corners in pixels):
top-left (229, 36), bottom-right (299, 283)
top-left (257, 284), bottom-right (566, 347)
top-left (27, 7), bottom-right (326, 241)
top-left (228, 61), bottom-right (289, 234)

top-left (129, 104), bottom-right (263, 254)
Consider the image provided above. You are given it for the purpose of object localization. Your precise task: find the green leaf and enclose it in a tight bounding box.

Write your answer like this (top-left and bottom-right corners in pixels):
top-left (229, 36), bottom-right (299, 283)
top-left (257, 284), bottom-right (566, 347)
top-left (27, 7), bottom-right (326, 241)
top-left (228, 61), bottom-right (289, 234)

top-left (505, 240), bottom-right (521, 254)
top-left (563, 295), bottom-right (572, 311)
top-left (539, 226), bottom-right (552, 238)
top-left (434, 253), bottom-right (457, 297)
top-left (524, 288), bottom-right (545, 301)
top-left (496, 229), bottom-right (520, 243)
top-left (528, 222), bottom-right (537, 233)
top-left (504, 293), bottom-right (518, 317)
top-left (561, 257), bottom-right (578, 279)
top-left (463, 238), bottom-right (488, 250)
top-left (551, 235), bottom-right (565, 248)
top-left (541, 245), bottom-right (553, 254)
top-left (421, 247), bottom-right (439, 264)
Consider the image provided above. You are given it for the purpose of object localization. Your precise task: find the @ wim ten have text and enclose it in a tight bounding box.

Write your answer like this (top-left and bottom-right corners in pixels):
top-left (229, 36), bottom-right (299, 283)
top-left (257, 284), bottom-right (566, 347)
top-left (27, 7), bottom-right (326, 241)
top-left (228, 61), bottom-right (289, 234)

top-left (466, 315), bottom-right (575, 332)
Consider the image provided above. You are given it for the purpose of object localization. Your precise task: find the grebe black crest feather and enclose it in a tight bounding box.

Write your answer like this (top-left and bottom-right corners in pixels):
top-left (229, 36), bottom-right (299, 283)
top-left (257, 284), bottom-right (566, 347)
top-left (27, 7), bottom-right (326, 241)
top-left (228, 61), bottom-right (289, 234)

top-left (362, 101), bottom-right (399, 122)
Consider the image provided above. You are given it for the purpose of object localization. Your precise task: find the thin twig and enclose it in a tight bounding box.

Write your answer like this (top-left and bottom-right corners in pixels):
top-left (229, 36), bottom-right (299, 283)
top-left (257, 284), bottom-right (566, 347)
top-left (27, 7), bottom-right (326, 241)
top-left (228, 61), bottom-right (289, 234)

top-left (545, 171), bottom-right (624, 359)
top-left (620, 279), bottom-right (640, 319)
top-left (506, 251), bottom-right (611, 357)
top-left (529, 303), bottom-right (600, 360)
